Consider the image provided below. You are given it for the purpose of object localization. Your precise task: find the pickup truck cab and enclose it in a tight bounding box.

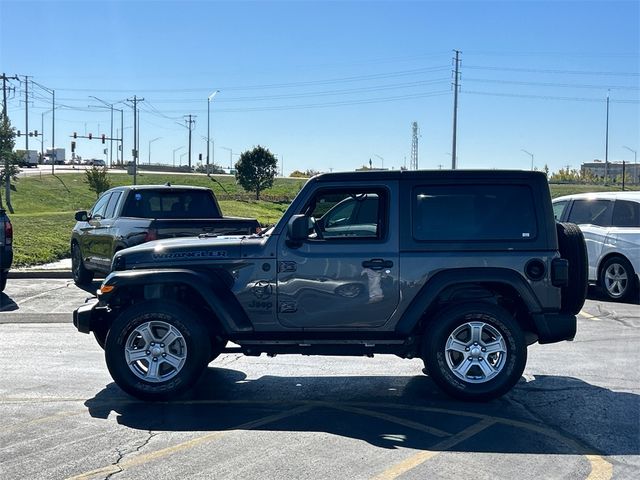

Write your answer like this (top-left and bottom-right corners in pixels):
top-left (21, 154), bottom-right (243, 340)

top-left (74, 170), bottom-right (588, 402)
top-left (71, 184), bottom-right (259, 284)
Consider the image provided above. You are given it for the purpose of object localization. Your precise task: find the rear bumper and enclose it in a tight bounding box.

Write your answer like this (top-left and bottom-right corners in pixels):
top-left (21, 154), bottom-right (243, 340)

top-left (533, 312), bottom-right (577, 344)
top-left (73, 300), bottom-right (109, 334)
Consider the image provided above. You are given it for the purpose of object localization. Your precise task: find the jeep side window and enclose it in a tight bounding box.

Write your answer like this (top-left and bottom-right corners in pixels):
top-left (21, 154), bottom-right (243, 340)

top-left (612, 200), bottom-right (640, 227)
top-left (89, 193), bottom-right (112, 220)
top-left (567, 199), bottom-right (613, 227)
top-left (412, 185), bottom-right (537, 241)
top-left (310, 191), bottom-right (382, 239)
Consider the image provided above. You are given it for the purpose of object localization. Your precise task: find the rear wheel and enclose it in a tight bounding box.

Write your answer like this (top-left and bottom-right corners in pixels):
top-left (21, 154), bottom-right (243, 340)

top-left (105, 301), bottom-right (211, 401)
top-left (599, 256), bottom-right (636, 302)
top-left (71, 242), bottom-right (94, 285)
top-left (423, 302), bottom-right (527, 401)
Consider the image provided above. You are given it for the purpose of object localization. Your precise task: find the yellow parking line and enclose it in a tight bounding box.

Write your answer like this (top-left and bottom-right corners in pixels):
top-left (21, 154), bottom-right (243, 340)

top-left (65, 404), bottom-right (314, 480)
top-left (371, 418), bottom-right (495, 480)
top-left (330, 404), bottom-right (450, 438)
top-left (586, 454), bottom-right (613, 480)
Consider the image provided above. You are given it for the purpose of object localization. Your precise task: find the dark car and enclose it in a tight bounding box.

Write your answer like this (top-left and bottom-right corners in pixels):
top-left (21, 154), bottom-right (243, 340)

top-left (0, 208), bottom-right (13, 292)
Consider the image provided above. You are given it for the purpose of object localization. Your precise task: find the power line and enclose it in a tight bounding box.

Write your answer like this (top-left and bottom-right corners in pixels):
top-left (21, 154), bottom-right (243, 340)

top-left (464, 65), bottom-right (639, 76)
top-left (463, 90), bottom-right (639, 103)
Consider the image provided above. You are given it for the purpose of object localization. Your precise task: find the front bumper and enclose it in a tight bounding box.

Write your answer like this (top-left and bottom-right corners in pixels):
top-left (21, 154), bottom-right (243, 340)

top-left (73, 300), bottom-right (109, 334)
top-left (533, 312), bottom-right (577, 344)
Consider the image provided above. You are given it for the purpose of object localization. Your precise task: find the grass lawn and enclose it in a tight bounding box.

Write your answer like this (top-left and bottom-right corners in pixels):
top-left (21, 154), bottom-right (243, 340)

top-left (4, 171), bottom-right (637, 266)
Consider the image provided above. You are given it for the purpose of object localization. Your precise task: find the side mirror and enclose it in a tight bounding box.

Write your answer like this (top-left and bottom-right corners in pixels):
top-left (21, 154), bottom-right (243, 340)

top-left (75, 210), bottom-right (88, 222)
top-left (287, 214), bottom-right (310, 244)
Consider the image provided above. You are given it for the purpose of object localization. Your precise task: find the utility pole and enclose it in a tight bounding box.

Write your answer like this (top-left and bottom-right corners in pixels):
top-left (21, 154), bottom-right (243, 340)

top-left (127, 95), bottom-right (144, 185)
top-left (451, 50), bottom-right (461, 170)
top-left (23, 76), bottom-right (30, 152)
top-left (2, 73), bottom-right (19, 213)
top-left (604, 90), bottom-right (610, 185)
top-left (2, 74), bottom-right (18, 118)
top-left (184, 114), bottom-right (196, 169)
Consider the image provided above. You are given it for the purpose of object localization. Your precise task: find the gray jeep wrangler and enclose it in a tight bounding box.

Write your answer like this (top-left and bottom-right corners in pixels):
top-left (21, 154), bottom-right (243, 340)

top-left (74, 170), bottom-right (587, 402)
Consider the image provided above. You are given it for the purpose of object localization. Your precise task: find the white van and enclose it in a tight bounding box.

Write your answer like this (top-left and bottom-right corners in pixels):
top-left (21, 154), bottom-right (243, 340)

top-left (553, 191), bottom-right (640, 301)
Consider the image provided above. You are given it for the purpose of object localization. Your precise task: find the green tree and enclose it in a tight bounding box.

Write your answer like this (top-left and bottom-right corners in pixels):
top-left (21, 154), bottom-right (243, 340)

top-left (235, 145), bottom-right (278, 200)
top-left (0, 113), bottom-right (20, 213)
top-left (85, 165), bottom-right (112, 198)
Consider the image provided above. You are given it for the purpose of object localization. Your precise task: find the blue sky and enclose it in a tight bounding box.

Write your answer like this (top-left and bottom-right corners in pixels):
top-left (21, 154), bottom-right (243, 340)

top-left (1, 0), bottom-right (638, 175)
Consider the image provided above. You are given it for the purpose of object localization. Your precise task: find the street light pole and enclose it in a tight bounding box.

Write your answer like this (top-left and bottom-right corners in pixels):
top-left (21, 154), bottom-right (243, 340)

top-left (172, 146), bottom-right (184, 168)
top-left (207, 90), bottom-right (219, 176)
top-left (622, 145), bottom-right (637, 184)
top-left (148, 137), bottom-right (161, 164)
top-left (521, 149), bottom-right (534, 171)
top-left (373, 154), bottom-right (385, 169)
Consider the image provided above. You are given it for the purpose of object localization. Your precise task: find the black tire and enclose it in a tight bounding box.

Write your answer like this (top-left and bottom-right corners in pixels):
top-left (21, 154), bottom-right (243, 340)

top-left (71, 242), bottom-right (94, 285)
top-left (423, 302), bottom-right (527, 402)
top-left (599, 256), bottom-right (637, 302)
top-left (0, 271), bottom-right (7, 292)
top-left (556, 222), bottom-right (588, 315)
top-left (209, 339), bottom-right (227, 362)
top-left (105, 301), bottom-right (211, 401)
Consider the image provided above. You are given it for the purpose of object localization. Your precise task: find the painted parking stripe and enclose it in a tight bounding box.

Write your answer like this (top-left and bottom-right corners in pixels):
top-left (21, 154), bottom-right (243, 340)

top-left (371, 418), bottom-right (495, 480)
top-left (65, 404), bottom-right (315, 480)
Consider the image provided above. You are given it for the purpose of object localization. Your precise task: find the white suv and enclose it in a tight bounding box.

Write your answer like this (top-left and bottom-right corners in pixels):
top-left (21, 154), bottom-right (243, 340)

top-left (553, 191), bottom-right (640, 302)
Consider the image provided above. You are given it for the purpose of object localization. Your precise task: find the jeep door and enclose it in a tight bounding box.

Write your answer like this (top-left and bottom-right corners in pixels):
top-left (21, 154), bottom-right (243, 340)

top-left (276, 184), bottom-right (400, 329)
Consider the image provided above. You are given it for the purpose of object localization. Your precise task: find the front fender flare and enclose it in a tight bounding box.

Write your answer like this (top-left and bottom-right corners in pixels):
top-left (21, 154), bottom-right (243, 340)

top-left (100, 269), bottom-right (253, 334)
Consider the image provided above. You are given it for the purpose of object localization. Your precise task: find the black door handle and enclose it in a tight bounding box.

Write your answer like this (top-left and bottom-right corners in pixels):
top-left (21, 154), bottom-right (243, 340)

top-left (362, 258), bottom-right (393, 270)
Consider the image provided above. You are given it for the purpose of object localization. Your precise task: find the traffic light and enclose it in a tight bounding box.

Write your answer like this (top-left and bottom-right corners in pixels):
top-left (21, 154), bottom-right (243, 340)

top-left (17, 130), bottom-right (21, 137)
top-left (73, 132), bottom-right (77, 138)
top-left (101, 134), bottom-right (106, 144)
top-left (34, 130), bottom-right (38, 137)
top-left (88, 133), bottom-right (92, 140)
top-left (199, 153), bottom-right (202, 161)
top-left (71, 141), bottom-right (76, 152)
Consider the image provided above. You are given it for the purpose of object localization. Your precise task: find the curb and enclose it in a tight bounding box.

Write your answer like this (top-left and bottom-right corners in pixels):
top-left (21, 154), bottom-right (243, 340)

top-left (8, 270), bottom-right (73, 279)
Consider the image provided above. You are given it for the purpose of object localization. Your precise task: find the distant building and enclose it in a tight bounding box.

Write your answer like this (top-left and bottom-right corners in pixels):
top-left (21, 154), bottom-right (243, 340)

top-left (581, 160), bottom-right (640, 184)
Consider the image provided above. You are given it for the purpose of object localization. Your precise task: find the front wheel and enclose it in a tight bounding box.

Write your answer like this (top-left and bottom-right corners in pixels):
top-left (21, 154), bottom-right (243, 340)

top-left (423, 303), bottom-right (527, 402)
top-left (71, 242), bottom-right (94, 285)
top-left (105, 301), bottom-right (211, 401)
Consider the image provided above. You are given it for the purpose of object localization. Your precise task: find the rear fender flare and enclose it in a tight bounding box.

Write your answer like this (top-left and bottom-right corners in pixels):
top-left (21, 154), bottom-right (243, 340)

top-left (396, 268), bottom-right (542, 335)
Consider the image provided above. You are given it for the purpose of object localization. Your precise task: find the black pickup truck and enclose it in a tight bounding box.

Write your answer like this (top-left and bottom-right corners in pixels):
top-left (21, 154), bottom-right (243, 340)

top-left (71, 184), bottom-right (259, 285)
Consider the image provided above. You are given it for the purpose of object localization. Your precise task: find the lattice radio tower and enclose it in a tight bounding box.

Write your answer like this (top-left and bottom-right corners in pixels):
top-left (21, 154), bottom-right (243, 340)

top-left (410, 122), bottom-right (419, 170)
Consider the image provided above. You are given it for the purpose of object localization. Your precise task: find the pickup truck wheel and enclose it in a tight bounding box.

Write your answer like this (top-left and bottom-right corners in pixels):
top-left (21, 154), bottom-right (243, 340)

top-left (423, 303), bottom-right (527, 402)
top-left (71, 243), bottom-right (94, 285)
top-left (105, 301), bottom-right (211, 401)
top-left (599, 256), bottom-right (636, 302)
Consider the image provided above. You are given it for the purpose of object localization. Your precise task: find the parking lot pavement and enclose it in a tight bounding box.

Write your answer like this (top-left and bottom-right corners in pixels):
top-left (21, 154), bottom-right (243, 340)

top-left (0, 281), bottom-right (638, 479)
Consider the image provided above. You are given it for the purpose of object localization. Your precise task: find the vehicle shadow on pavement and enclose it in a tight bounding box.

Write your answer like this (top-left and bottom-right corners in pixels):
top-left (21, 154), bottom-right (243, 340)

top-left (76, 280), bottom-right (103, 296)
top-left (84, 370), bottom-right (639, 456)
top-left (587, 285), bottom-right (640, 304)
